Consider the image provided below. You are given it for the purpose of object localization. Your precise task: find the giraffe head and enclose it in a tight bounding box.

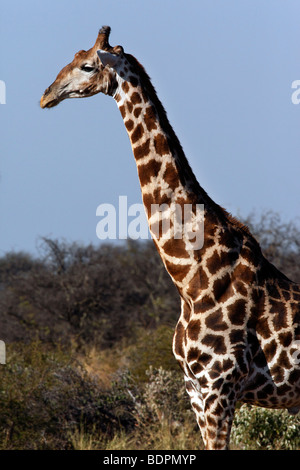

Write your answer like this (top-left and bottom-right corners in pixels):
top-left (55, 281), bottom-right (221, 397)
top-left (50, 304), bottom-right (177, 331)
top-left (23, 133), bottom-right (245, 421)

top-left (40, 26), bottom-right (125, 108)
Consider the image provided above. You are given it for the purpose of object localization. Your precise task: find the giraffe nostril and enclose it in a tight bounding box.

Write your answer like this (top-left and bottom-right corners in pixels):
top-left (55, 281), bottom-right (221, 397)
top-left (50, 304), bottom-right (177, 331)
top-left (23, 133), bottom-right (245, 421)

top-left (44, 85), bottom-right (52, 95)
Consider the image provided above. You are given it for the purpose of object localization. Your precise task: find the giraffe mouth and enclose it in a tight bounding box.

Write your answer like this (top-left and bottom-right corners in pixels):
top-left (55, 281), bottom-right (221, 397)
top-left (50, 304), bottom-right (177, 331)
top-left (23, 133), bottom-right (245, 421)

top-left (40, 88), bottom-right (94, 108)
top-left (40, 83), bottom-right (70, 108)
top-left (40, 95), bottom-right (60, 108)
top-left (40, 87), bottom-right (64, 108)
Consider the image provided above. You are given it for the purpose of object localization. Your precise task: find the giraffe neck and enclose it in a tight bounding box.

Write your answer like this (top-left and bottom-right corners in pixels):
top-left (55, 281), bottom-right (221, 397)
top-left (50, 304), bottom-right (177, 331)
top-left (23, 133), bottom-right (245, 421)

top-left (114, 61), bottom-right (203, 204)
top-left (112, 56), bottom-right (238, 292)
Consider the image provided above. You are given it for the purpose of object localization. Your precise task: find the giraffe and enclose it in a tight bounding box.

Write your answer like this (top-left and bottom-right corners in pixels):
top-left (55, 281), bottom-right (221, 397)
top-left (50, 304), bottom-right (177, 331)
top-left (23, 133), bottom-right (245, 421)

top-left (40, 26), bottom-right (300, 450)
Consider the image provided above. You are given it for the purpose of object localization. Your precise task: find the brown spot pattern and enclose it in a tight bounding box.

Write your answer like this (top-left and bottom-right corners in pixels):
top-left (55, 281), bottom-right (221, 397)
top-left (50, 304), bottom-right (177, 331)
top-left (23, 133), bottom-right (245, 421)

top-left (187, 320), bottom-right (201, 341)
top-left (164, 259), bottom-right (191, 282)
top-left (122, 81), bottom-right (129, 93)
top-left (127, 101), bottom-right (133, 113)
top-left (144, 106), bottom-right (157, 131)
top-left (125, 119), bottom-right (134, 131)
top-left (131, 91), bottom-right (142, 104)
top-left (154, 133), bottom-right (169, 156)
top-left (205, 309), bottom-right (228, 331)
top-left (202, 334), bottom-right (227, 355)
top-left (119, 105), bottom-right (126, 118)
top-left (131, 123), bottom-right (144, 143)
top-left (138, 159), bottom-right (161, 186)
top-left (163, 162), bottom-right (179, 191)
top-left (162, 238), bottom-right (191, 259)
top-left (134, 107), bottom-right (142, 118)
top-left (214, 273), bottom-right (232, 302)
top-left (133, 138), bottom-right (151, 160)
top-left (227, 299), bottom-right (246, 325)
top-left (173, 322), bottom-right (185, 357)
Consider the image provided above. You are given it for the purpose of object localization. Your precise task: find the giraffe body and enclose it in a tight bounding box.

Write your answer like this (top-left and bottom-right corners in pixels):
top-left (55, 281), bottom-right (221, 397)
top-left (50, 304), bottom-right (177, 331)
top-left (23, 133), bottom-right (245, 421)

top-left (40, 27), bottom-right (300, 449)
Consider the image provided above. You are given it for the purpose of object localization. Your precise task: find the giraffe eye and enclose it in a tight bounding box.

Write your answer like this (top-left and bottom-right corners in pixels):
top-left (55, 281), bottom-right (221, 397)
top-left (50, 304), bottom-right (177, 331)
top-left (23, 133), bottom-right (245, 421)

top-left (81, 65), bottom-right (94, 73)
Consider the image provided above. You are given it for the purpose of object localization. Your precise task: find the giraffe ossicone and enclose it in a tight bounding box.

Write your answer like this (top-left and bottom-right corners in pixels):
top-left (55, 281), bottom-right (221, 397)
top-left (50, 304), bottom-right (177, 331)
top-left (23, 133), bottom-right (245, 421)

top-left (40, 26), bottom-right (300, 450)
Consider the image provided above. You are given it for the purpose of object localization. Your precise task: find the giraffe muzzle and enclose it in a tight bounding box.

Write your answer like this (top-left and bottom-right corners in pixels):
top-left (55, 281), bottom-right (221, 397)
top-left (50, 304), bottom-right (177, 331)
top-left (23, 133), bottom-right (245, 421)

top-left (40, 83), bottom-right (64, 108)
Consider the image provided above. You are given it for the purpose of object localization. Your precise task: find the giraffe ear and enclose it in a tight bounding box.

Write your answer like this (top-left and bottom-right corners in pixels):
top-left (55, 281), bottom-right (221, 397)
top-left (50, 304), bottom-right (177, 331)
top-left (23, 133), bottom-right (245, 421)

top-left (97, 50), bottom-right (119, 68)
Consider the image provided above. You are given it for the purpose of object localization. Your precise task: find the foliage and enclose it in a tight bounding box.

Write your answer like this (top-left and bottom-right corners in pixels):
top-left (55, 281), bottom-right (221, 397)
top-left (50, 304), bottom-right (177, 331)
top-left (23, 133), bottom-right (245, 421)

top-left (0, 341), bottom-right (136, 449)
top-left (133, 366), bottom-right (191, 426)
top-left (232, 404), bottom-right (300, 450)
top-left (242, 210), bottom-right (300, 283)
top-left (0, 239), bottom-right (179, 348)
top-left (98, 366), bottom-right (203, 451)
top-left (127, 325), bottom-right (179, 382)
top-left (1, 342), bottom-right (299, 450)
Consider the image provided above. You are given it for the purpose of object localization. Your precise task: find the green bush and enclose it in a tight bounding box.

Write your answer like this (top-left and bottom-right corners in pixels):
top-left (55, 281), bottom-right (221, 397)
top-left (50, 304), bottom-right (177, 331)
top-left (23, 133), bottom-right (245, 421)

top-left (232, 404), bottom-right (300, 450)
top-left (133, 366), bottom-right (192, 426)
top-left (127, 325), bottom-right (179, 382)
top-left (104, 366), bottom-right (202, 451)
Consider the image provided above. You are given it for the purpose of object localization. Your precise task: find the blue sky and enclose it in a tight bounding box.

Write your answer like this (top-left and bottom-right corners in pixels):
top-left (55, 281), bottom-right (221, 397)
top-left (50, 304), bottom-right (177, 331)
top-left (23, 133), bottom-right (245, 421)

top-left (0, 0), bottom-right (299, 255)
